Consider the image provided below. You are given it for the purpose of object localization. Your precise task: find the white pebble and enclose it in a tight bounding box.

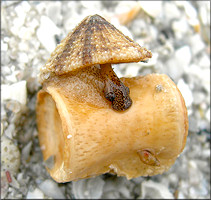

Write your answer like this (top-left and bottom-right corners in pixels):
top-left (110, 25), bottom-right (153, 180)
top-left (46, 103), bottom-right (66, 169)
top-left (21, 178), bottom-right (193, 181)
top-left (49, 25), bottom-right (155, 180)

top-left (163, 2), bottom-right (181, 20)
top-left (72, 179), bottom-right (88, 198)
top-left (125, 65), bottom-right (140, 77)
top-left (192, 91), bottom-right (206, 105)
top-left (28, 18), bottom-right (39, 30)
top-left (165, 46), bottom-right (191, 82)
top-left (19, 52), bottom-right (29, 63)
top-left (18, 26), bottom-right (33, 40)
top-left (188, 116), bottom-right (198, 132)
top-left (72, 176), bottom-right (105, 199)
top-left (35, 2), bottom-right (46, 14)
top-left (1, 81), bottom-right (27, 105)
top-left (168, 173), bottom-right (178, 186)
top-left (38, 179), bottom-right (65, 199)
top-left (185, 64), bottom-right (202, 80)
top-left (1, 41), bottom-right (8, 51)
top-left (199, 54), bottom-right (210, 68)
top-left (177, 79), bottom-right (193, 108)
top-left (5, 74), bottom-right (18, 83)
top-left (138, 1), bottom-right (162, 18)
top-left (172, 18), bottom-right (189, 39)
top-left (205, 108), bottom-right (210, 122)
top-left (1, 123), bottom-right (4, 136)
top-left (188, 160), bottom-right (202, 185)
top-left (4, 124), bottom-right (15, 139)
top-left (81, 1), bottom-right (101, 13)
top-left (26, 188), bottom-right (45, 199)
top-left (189, 34), bottom-right (205, 56)
top-left (36, 16), bottom-right (61, 53)
top-left (175, 46), bottom-right (192, 68)
top-left (11, 18), bottom-right (25, 36)
top-left (141, 180), bottom-right (174, 199)
top-left (102, 179), bottom-right (119, 198)
top-left (46, 2), bottom-right (62, 25)
top-left (201, 149), bottom-right (210, 159)
top-left (18, 41), bottom-right (29, 51)
top-left (15, 1), bottom-right (31, 14)
top-left (164, 59), bottom-right (181, 83)
top-left (183, 1), bottom-right (197, 19)
top-left (9, 174), bottom-right (20, 189)
top-left (141, 52), bottom-right (158, 67)
top-left (199, 2), bottom-right (210, 25)
top-left (1, 136), bottom-right (20, 175)
top-left (87, 177), bottom-right (105, 198)
top-left (110, 16), bottom-right (134, 40)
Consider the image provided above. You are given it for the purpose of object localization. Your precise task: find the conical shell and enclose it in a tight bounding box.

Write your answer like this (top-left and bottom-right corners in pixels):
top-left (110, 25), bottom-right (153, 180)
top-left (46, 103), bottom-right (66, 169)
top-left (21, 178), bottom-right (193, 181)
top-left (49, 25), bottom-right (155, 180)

top-left (40, 14), bottom-right (152, 82)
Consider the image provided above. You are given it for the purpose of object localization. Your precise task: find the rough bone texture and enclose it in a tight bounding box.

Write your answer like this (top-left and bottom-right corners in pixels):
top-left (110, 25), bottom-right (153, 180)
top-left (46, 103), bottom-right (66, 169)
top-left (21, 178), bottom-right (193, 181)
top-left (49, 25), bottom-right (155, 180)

top-left (36, 74), bottom-right (188, 183)
top-left (40, 14), bottom-right (152, 82)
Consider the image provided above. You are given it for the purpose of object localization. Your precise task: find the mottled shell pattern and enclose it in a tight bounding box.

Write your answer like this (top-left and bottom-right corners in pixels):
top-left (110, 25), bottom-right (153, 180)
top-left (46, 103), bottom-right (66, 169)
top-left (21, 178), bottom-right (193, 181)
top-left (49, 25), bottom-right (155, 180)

top-left (40, 14), bottom-right (152, 82)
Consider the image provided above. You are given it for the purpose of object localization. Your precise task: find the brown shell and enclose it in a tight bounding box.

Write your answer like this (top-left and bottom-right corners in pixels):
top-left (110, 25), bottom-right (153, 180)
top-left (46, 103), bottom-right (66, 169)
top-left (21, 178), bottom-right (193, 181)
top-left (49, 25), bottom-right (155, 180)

top-left (40, 14), bottom-right (152, 82)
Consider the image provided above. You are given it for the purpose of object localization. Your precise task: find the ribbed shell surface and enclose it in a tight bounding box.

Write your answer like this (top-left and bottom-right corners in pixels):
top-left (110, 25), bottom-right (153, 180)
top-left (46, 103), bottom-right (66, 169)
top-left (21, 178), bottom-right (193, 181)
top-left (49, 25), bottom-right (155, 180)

top-left (40, 14), bottom-right (152, 82)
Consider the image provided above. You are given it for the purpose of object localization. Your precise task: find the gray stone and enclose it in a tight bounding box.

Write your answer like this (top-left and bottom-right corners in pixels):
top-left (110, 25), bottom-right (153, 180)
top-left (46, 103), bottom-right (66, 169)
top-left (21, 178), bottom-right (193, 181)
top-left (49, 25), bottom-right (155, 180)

top-left (165, 46), bottom-right (192, 82)
top-left (141, 180), bottom-right (174, 199)
top-left (188, 116), bottom-right (199, 133)
top-left (87, 176), bottom-right (105, 199)
top-left (4, 124), bottom-right (15, 139)
top-left (38, 179), bottom-right (65, 199)
top-left (21, 141), bottom-right (33, 163)
top-left (189, 34), bottom-right (205, 56)
top-left (192, 91), bottom-right (206, 105)
top-left (72, 176), bottom-right (105, 199)
top-left (46, 2), bottom-right (62, 25)
top-left (188, 160), bottom-right (202, 185)
top-left (26, 188), bottom-right (45, 199)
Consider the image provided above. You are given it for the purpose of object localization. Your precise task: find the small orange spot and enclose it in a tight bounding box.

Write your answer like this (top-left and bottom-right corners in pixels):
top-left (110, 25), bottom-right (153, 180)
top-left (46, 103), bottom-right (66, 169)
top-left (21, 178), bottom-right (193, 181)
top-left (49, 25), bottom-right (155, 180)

top-left (143, 151), bottom-right (150, 157)
top-left (5, 171), bottom-right (12, 183)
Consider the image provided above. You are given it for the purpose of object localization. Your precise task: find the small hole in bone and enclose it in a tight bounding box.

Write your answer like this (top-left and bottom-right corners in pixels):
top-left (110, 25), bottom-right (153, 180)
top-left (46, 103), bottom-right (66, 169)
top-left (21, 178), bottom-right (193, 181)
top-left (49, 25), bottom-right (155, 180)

top-left (137, 149), bottom-right (160, 166)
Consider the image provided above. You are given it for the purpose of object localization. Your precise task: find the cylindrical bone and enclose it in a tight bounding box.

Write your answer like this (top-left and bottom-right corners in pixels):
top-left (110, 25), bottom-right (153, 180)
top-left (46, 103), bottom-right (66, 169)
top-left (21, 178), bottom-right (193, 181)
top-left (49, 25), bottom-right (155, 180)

top-left (36, 73), bottom-right (188, 183)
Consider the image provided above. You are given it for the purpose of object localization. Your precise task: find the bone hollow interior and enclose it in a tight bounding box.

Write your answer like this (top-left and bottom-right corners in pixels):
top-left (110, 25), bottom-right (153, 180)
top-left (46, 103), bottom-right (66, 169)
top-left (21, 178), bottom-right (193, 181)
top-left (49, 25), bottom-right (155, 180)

top-left (36, 73), bottom-right (188, 183)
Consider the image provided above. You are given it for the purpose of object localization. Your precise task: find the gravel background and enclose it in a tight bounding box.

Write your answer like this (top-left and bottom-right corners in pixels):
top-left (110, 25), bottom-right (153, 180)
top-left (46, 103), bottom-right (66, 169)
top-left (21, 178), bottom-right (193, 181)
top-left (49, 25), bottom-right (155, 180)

top-left (1, 1), bottom-right (210, 199)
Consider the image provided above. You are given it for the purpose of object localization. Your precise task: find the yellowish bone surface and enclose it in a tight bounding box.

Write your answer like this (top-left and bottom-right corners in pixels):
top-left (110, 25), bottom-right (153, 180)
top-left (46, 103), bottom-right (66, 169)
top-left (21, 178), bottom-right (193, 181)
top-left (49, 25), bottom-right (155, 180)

top-left (36, 73), bottom-right (188, 183)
